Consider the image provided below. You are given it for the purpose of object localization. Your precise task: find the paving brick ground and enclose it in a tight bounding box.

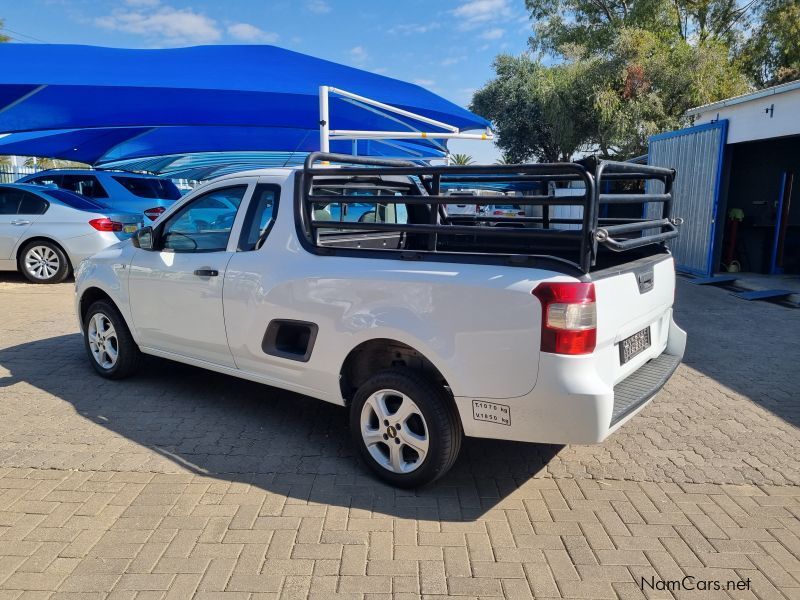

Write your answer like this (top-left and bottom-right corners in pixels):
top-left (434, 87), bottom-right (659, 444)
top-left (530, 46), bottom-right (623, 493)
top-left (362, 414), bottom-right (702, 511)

top-left (0, 273), bottom-right (798, 598)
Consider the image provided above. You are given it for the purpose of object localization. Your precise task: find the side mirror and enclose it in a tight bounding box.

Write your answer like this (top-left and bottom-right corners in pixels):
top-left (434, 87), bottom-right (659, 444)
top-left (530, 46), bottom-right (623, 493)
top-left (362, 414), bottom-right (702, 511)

top-left (133, 226), bottom-right (154, 250)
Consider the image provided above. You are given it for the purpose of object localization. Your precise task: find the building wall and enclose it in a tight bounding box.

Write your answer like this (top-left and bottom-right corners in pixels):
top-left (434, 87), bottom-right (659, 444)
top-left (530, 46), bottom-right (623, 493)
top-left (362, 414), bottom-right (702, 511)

top-left (691, 86), bottom-right (800, 144)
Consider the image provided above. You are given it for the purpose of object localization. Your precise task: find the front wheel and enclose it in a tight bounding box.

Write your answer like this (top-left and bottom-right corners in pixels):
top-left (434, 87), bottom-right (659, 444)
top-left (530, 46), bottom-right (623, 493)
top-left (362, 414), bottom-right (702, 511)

top-left (350, 368), bottom-right (462, 488)
top-left (83, 300), bottom-right (141, 379)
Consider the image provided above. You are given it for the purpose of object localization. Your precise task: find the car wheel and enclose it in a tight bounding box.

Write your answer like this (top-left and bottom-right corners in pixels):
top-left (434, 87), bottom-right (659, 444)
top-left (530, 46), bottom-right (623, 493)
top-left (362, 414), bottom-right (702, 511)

top-left (19, 240), bottom-right (70, 284)
top-left (83, 300), bottom-right (141, 379)
top-left (350, 368), bottom-right (463, 488)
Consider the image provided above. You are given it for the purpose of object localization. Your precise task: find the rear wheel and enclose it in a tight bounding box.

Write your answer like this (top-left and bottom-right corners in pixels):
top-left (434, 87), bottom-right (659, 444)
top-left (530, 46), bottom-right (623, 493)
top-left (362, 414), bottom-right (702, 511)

top-left (350, 368), bottom-right (462, 488)
top-left (19, 240), bottom-right (70, 284)
top-left (83, 300), bottom-right (141, 379)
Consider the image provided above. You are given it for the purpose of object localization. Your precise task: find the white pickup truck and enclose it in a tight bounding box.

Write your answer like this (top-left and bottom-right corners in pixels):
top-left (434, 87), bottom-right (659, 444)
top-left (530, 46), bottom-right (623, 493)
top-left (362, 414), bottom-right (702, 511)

top-left (75, 153), bottom-right (686, 487)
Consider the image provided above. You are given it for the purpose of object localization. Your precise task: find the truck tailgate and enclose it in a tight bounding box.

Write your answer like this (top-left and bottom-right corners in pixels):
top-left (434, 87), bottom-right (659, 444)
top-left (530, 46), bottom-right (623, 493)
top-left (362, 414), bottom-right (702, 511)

top-left (591, 255), bottom-right (677, 390)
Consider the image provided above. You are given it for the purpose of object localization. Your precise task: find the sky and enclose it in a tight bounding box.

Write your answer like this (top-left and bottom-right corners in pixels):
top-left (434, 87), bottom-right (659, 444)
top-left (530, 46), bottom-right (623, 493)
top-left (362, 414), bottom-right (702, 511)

top-left (1, 0), bottom-right (534, 163)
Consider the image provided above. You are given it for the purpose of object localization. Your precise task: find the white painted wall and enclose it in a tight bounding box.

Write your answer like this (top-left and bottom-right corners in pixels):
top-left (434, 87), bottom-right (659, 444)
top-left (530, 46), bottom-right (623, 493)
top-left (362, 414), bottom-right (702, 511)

top-left (690, 86), bottom-right (800, 144)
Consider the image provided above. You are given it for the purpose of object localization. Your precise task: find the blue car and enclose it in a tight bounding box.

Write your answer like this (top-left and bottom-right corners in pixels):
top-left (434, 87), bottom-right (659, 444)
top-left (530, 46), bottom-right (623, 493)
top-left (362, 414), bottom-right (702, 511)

top-left (18, 169), bottom-right (182, 223)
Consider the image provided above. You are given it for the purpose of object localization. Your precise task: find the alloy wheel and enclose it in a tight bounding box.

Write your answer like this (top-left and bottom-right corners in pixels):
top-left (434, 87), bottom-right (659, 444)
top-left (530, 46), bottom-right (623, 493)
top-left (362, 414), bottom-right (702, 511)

top-left (360, 389), bottom-right (430, 474)
top-left (24, 245), bottom-right (60, 280)
top-left (87, 312), bottom-right (119, 370)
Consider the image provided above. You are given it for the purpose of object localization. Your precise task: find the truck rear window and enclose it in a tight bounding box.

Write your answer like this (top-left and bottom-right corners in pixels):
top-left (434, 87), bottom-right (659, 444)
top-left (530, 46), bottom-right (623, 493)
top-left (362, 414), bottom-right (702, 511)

top-left (112, 176), bottom-right (181, 200)
top-left (312, 185), bottom-right (408, 229)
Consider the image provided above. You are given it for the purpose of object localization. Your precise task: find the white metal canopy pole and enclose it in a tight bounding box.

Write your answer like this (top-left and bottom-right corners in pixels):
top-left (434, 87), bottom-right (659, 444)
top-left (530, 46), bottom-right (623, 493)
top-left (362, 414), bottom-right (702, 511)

top-left (330, 130), bottom-right (491, 140)
top-left (317, 85), bottom-right (494, 160)
top-left (319, 85), bottom-right (330, 153)
top-left (327, 86), bottom-right (460, 133)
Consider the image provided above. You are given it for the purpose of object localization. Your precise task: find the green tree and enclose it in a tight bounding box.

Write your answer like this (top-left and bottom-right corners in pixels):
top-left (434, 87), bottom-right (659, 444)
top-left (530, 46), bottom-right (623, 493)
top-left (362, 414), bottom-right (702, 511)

top-left (525, 0), bottom-right (756, 57)
top-left (742, 0), bottom-right (800, 86)
top-left (471, 55), bottom-right (598, 162)
top-left (449, 153), bottom-right (475, 165)
top-left (472, 0), bottom-right (752, 162)
top-left (592, 28), bottom-right (748, 157)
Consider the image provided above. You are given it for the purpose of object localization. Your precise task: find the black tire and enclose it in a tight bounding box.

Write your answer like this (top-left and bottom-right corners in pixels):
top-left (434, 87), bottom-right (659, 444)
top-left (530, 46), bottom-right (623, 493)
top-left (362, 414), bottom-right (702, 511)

top-left (18, 240), bottom-right (70, 284)
top-left (83, 300), bottom-right (141, 379)
top-left (350, 368), bottom-right (463, 488)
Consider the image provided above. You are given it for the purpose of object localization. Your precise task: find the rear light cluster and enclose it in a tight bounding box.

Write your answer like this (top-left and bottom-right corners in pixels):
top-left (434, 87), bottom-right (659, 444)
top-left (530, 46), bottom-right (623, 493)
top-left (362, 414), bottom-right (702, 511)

top-left (89, 218), bottom-right (123, 232)
top-left (532, 282), bottom-right (597, 355)
top-left (144, 207), bottom-right (166, 221)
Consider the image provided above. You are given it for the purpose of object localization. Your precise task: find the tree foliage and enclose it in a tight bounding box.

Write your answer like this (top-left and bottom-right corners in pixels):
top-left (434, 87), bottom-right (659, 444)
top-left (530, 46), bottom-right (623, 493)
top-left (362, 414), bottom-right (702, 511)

top-left (472, 56), bottom-right (597, 161)
top-left (742, 0), bottom-right (800, 86)
top-left (525, 0), bottom-right (756, 55)
top-left (471, 0), bottom-right (761, 162)
top-left (449, 153), bottom-right (475, 165)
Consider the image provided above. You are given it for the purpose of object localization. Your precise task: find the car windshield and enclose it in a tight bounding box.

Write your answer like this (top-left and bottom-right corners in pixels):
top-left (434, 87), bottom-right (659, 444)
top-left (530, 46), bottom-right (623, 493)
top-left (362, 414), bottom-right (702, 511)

top-left (111, 176), bottom-right (182, 200)
top-left (42, 189), bottom-right (109, 211)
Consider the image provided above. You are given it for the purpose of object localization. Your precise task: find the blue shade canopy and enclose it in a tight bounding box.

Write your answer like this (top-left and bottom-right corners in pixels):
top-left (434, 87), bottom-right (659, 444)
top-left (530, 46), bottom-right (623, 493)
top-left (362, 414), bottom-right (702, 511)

top-left (101, 152), bottom-right (315, 181)
top-left (0, 127), bottom-right (445, 166)
top-left (0, 44), bottom-right (488, 162)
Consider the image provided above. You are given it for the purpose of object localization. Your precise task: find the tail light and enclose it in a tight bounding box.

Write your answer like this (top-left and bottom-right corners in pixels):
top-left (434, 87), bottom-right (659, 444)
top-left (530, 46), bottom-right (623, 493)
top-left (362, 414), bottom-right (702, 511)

top-left (144, 207), bottom-right (165, 221)
top-left (531, 282), bottom-right (596, 355)
top-left (89, 218), bottom-right (123, 232)
top-left (493, 210), bottom-right (503, 215)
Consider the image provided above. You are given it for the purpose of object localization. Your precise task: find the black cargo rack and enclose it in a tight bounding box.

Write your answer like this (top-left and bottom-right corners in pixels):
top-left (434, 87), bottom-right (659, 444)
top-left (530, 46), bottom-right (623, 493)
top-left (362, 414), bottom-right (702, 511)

top-left (297, 152), bottom-right (679, 274)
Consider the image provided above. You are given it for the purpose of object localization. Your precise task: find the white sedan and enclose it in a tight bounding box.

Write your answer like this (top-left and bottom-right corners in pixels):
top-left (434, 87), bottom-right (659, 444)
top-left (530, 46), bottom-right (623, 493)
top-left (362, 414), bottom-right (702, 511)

top-left (0, 183), bottom-right (142, 283)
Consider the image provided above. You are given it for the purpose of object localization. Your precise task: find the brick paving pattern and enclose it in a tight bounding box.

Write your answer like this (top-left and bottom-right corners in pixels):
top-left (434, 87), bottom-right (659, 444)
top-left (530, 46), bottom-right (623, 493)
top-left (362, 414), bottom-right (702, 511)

top-left (0, 273), bottom-right (798, 598)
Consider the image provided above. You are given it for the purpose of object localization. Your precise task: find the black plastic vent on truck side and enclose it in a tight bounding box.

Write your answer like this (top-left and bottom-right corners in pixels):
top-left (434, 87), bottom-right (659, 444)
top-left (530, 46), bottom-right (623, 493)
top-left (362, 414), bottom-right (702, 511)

top-left (262, 320), bottom-right (319, 362)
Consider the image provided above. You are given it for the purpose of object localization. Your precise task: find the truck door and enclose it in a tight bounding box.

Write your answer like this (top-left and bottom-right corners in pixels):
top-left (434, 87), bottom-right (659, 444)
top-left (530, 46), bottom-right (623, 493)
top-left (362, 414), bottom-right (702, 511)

top-left (127, 180), bottom-right (255, 367)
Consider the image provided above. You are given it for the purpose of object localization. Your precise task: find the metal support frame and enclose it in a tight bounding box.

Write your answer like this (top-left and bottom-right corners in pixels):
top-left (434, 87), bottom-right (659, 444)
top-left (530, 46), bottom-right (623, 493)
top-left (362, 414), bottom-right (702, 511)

top-left (300, 152), bottom-right (679, 273)
top-left (318, 86), bottom-right (493, 159)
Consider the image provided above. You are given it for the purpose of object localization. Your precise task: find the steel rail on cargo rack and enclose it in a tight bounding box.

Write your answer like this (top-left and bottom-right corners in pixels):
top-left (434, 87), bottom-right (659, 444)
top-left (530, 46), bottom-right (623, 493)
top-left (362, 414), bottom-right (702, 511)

top-left (298, 152), bottom-right (679, 273)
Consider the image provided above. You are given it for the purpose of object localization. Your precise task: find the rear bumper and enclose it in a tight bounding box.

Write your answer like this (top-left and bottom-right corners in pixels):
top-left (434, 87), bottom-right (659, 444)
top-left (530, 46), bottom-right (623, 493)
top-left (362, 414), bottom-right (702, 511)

top-left (454, 312), bottom-right (686, 444)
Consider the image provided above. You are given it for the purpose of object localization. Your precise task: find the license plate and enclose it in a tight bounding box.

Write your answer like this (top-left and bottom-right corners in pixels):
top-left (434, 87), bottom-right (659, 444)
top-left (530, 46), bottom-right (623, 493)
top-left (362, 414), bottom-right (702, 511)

top-left (123, 225), bottom-right (138, 233)
top-left (619, 326), bottom-right (651, 364)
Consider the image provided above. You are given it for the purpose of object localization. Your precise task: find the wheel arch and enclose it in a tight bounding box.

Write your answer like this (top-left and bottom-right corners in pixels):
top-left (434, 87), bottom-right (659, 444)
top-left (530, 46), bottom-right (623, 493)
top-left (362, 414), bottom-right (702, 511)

top-left (78, 286), bottom-right (119, 328)
top-left (339, 338), bottom-right (452, 404)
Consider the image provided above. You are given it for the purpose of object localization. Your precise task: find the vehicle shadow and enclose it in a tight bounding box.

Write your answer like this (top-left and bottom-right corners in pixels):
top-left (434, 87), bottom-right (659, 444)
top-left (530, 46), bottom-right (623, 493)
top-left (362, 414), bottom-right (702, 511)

top-left (0, 271), bottom-right (74, 285)
top-left (0, 333), bottom-right (562, 520)
top-left (673, 278), bottom-right (800, 429)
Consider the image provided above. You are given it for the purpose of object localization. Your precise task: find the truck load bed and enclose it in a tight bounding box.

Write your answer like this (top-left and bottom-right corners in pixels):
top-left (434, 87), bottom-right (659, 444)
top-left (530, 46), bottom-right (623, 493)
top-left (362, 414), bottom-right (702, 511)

top-left (296, 153), bottom-right (680, 276)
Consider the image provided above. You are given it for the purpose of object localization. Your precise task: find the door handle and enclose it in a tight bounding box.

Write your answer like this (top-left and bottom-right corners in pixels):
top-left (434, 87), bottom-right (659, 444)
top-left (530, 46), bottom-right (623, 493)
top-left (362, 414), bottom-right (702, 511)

top-left (193, 268), bottom-right (219, 277)
top-left (10, 219), bottom-right (31, 226)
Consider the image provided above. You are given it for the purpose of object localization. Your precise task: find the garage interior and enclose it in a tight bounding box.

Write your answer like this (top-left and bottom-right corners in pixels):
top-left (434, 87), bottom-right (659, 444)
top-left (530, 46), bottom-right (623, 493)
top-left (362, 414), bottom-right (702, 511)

top-left (720, 135), bottom-right (799, 274)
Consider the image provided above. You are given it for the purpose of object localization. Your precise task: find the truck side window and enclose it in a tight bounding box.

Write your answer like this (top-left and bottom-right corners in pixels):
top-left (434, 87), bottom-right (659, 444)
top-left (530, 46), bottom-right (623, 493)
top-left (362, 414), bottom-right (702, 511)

top-left (161, 185), bottom-right (247, 253)
top-left (239, 185), bottom-right (280, 251)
